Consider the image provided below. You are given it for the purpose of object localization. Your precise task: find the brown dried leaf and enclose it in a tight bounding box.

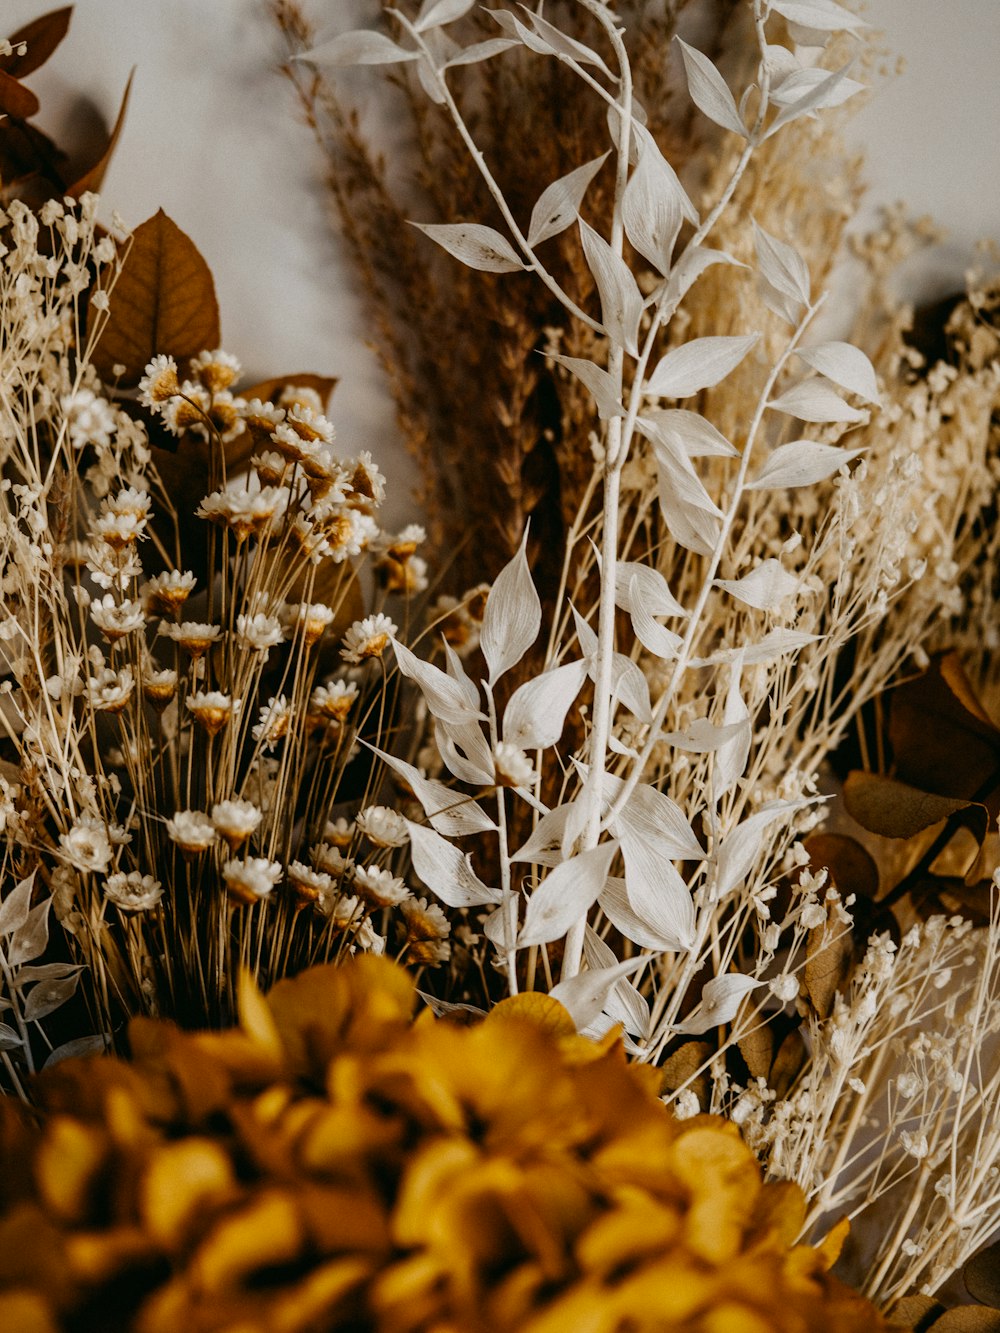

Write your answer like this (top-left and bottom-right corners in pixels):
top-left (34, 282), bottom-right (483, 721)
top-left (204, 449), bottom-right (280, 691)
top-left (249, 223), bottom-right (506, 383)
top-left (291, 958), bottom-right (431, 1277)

top-left (770, 1027), bottom-right (806, 1099)
top-left (887, 1295), bottom-right (945, 1330)
top-left (929, 1310), bottom-right (1000, 1332)
top-left (844, 772), bottom-right (989, 845)
top-left (804, 904), bottom-right (853, 1019)
top-left (965, 1238), bottom-right (1000, 1307)
top-left (737, 1024), bottom-right (774, 1082)
top-left (92, 209), bottom-right (220, 387)
top-left (805, 832), bottom-right (879, 900)
top-left (3, 7), bottom-right (73, 78)
top-left (67, 70), bottom-right (132, 198)
top-left (0, 69), bottom-right (40, 119)
top-left (660, 1039), bottom-right (711, 1105)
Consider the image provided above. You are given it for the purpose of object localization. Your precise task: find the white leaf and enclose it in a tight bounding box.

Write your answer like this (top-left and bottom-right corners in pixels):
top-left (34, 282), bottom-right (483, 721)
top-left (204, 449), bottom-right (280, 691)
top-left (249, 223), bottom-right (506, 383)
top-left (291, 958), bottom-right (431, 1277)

top-left (618, 827), bottom-right (695, 951)
top-left (569, 606), bottom-right (652, 724)
top-left (416, 0), bottom-right (476, 32)
top-left (771, 64), bottom-right (864, 110)
top-left (571, 604), bottom-right (597, 659)
top-left (528, 154), bottom-right (609, 248)
top-left (480, 530), bottom-right (542, 683)
top-left (768, 379), bottom-right (866, 424)
top-left (296, 30), bottom-right (420, 67)
top-left (43, 1034), bottom-right (110, 1068)
top-left (765, 64), bottom-right (853, 138)
top-left (758, 275), bottom-right (803, 326)
top-left (22, 973), bottom-right (80, 1023)
top-left (519, 6), bottom-right (616, 79)
top-left (0, 1023), bottom-right (22, 1051)
top-left (549, 955), bottom-right (648, 1032)
top-left (518, 842), bottom-right (618, 947)
top-left (647, 334), bottom-right (759, 398)
top-left (747, 439), bottom-right (864, 490)
top-left (675, 38), bottom-right (747, 138)
top-left (511, 803), bottom-right (574, 867)
top-left (441, 639), bottom-right (482, 708)
top-left (613, 560), bottom-right (687, 618)
top-left (663, 246), bottom-right (743, 307)
top-left (445, 37), bottom-right (519, 67)
top-left (405, 820), bottom-right (500, 908)
top-left (769, 0), bottom-right (867, 33)
top-left (647, 427), bottom-right (724, 556)
top-left (434, 720), bottom-right (495, 787)
top-left (367, 743), bottom-right (496, 836)
top-left (605, 775), bottom-right (704, 861)
top-left (715, 558), bottom-right (800, 610)
top-left (8, 897), bottom-right (50, 968)
top-left (416, 52), bottom-right (448, 104)
top-left (674, 974), bottom-right (761, 1035)
top-left (584, 928), bottom-right (649, 1037)
top-left (639, 409), bottom-right (738, 459)
top-left (622, 126), bottom-right (695, 274)
top-left (579, 218), bottom-right (643, 356)
top-left (392, 638), bottom-right (484, 725)
top-left (795, 341), bottom-right (880, 405)
top-left (715, 653), bottom-right (750, 799)
top-left (548, 353), bottom-right (625, 421)
top-left (660, 718), bottom-right (749, 753)
top-left (599, 877), bottom-right (683, 953)
top-left (503, 660), bottom-right (587, 750)
top-left (646, 428), bottom-right (725, 517)
top-left (752, 220), bottom-right (810, 307)
top-left (0, 873), bottom-right (34, 938)
top-left (629, 591), bottom-right (684, 662)
top-left (696, 628), bottom-right (821, 666)
top-left (411, 221), bottom-right (526, 273)
top-left (714, 802), bottom-right (803, 900)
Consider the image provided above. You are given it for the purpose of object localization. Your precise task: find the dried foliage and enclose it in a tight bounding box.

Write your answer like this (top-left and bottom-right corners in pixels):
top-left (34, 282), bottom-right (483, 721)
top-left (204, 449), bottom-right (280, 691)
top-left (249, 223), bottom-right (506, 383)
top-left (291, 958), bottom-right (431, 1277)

top-left (0, 953), bottom-right (887, 1332)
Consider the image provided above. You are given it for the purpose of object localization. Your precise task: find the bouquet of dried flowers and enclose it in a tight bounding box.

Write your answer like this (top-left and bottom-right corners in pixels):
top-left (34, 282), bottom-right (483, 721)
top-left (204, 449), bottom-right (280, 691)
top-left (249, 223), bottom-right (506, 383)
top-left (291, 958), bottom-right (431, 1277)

top-left (1, 0), bottom-right (1000, 1327)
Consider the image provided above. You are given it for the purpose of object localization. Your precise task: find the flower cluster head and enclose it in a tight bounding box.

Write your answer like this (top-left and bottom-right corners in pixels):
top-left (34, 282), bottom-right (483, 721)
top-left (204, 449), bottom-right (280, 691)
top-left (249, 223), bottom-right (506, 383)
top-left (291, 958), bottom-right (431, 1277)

top-left (0, 957), bottom-right (889, 1332)
top-left (104, 871), bottom-right (163, 913)
top-left (341, 613), bottom-right (396, 664)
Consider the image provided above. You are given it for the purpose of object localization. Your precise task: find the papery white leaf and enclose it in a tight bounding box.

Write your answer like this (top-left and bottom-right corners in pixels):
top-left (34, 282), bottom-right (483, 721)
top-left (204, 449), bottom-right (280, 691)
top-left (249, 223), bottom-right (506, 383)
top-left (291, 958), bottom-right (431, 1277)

top-left (695, 628), bottom-right (821, 666)
top-left (549, 955), bottom-right (648, 1032)
top-left (715, 653), bottom-right (750, 799)
top-left (674, 974), bottom-right (761, 1035)
top-left (569, 606), bottom-right (652, 723)
top-left (570, 604), bottom-right (598, 659)
top-left (769, 0), bottom-right (867, 33)
top-left (770, 64), bottom-right (864, 109)
top-left (405, 819), bottom-right (500, 908)
top-left (511, 802), bottom-right (573, 867)
top-left (622, 125), bottom-right (694, 275)
top-left (613, 559), bottom-right (687, 617)
top-left (758, 275), bottom-right (803, 326)
top-left (296, 30), bottom-right (420, 66)
top-left (520, 6), bottom-right (616, 79)
top-left (549, 353), bottom-right (625, 421)
top-left (647, 334), bottom-right (758, 398)
top-left (43, 1034), bottom-right (110, 1068)
top-left (481, 530), bottom-right (542, 683)
top-left (528, 154), bottom-right (609, 248)
top-left (752, 220), bottom-right (810, 307)
top-left (0, 873), bottom-right (34, 938)
top-left (604, 774), bottom-right (704, 861)
top-left (647, 426), bottom-right (724, 557)
top-left (0, 1023), bottom-right (22, 1051)
top-left (675, 37), bottom-right (747, 138)
top-left (660, 718), bottom-right (749, 753)
top-left (368, 743), bottom-right (496, 836)
top-left (618, 827), bottom-right (695, 951)
top-left (416, 52), bottom-right (448, 104)
top-left (22, 973), bottom-right (80, 1023)
top-left (441, 639), bottom-right (482, 709)
top-left (584, 928), bottom-right (650, 1037)
top-left (503, 660), bottom-right (587, 750)
top-left (765, 43), bottom-right (801, 82)
top-left (715, 558), bottom-right (800, 610)
top-left (579, 218), bottom-right (643, 356)
top-left (416, 0), bottom-right (476, 32)
top-left (15, 962), bottom-right (81, 984)
top-left (795, 341), bottom-right (880, 404)
top-left (411, 221), bottom-right (526, 273)
top-left (639, 409), bottom-right (738, 459)
top-left (713, 801), bottom-right (805, 900)
top-left (481, 906), bottom-right (508, 949)
top-left (765, 64), bottom-right (853, 137)
top-left (664, 246), bottom-right (743, 307)
top-left (392, 638), bottom-right (485, 725)
top-left (607, 734), bottom-right (639, 758)
top-left (8, 897), bottom-right (50, 968)
top-left (518, 842), bottom-right (618, 948)
top-left (599, 877), bottom-right (683, 952)
top-left (445, 36), bottom-right (520, 67)
top-left (629, 590), bottom-right (684, 661)
top-left (434, 720), bottom-right (495, 787)
top-left (747, 439), bottom-right (864, 489)
top-left (768, 379), bottom-right (866, 424)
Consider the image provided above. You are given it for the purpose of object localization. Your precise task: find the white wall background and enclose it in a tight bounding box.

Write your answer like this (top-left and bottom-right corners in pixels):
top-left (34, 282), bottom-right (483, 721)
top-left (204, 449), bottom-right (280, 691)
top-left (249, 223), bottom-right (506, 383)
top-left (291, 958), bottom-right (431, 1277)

top-left (4, 1), bottom-right (999, 524)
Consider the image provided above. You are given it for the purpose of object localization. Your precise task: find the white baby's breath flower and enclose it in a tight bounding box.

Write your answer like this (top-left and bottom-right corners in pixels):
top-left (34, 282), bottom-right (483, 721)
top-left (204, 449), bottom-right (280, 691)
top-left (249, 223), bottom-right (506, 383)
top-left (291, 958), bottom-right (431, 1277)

top-left (673, 1089), bottom-right (701, 1120)
top-left (166, 810), bottom-right (216, 854)
top-left (222, 857), bottom-right (282, 905)
top-left (340, 613), bottom-right (396, 664)
top-left (355, 805), bottom-right (409, 849)
top-left (104, 871), bottom-right (163, 913)
top-left (493, 742), bottom-right (535, 788)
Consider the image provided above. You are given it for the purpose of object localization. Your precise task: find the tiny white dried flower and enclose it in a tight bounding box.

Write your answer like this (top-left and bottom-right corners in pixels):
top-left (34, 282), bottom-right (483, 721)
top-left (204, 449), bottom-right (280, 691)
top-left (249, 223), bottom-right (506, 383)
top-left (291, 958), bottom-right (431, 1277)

top-left (673, 1089), bottom-right (701, 1120)
top-left (186, 690), bottom-right (238, 736)
top-left (143, 570), bottom-right (196, 615)
top-left (104, 871), bottom-right (163, 913)
top-left (159, 620), bottom-right (222, 657)
top-left (222, 857), bottom-right (282, 905)
top-left (354, 864), bottom-right (411, 909)
top-left (87, 666), bottom-right (134, 713)
top-left (211, 798), bottom-right (262, 850)
top-left (236, 612), bottom-right (284, 655)
top-left (252, 695), bottom-right (292, 749)
top-left (138, 354), bottom-right (180, 406)
top-left (309, 679), bottom-right (358, 719)
top-left (900, 1130), bottom-right (929, 1160)
top-left (493, 742), bottom-right (535, 788)
top-left (60, 816), bottom-right (113, 874)
top-left (90, 594), bottom-right (145, 642)
top-left (166, 809), bottom-right (216, 854)
top-left (355, 805), bottom-right (409, 849)
top-left (340, 613), bottom-right (396, 664)
top-left (769, 974), bottom-right (799, 1004)
top-left (283, 601), bottom-right (336, 648)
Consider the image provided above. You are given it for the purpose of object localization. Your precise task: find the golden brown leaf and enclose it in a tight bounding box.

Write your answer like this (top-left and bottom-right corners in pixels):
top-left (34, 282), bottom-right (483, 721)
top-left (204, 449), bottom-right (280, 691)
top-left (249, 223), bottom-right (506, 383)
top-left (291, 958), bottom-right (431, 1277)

top-left (92, 209), bottom-right (220, 387)
top-left (67, 70), bottom-right (132, 198)
top-left (3, 7), bottom-right (73, 78)
top-left (887, 1295), bottom-right (945, 1330)
top-left (965, 1238), bottom-right (1000, 1308)
top-left (804, 904), bottom-right (854, 1019)
top-left (0, 69), bottom-right (40, 119)
top-left (844, 771), bottom-right (989, 845)
top-left (806, 832), bottom-right (879, 900)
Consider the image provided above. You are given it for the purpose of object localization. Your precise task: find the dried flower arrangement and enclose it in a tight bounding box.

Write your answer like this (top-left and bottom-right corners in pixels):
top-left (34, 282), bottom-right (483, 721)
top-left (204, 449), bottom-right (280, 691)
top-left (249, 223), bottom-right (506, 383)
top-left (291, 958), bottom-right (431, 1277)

top-left (1, 0), bottom-right (1000, 1328)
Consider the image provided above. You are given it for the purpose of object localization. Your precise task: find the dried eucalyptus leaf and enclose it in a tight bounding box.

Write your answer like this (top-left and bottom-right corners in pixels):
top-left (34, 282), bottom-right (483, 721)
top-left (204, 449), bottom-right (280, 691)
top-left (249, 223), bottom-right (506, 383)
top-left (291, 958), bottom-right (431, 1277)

top-left (392, 638), bottom-right (485, 726)
top-left (7, 897), bottom-right (50, 968)
top-left (752, 219), bottom-right (810, 307)
top-left (715, 558), bottom-right (799, 610)
top-left (549, 955), bottom-right (647, 1032)
top-left (769, 0), bottom-right (867, 34)
top-left (765, 64), bottom-right (854, 138)
top-left (295, 29), bottom-right (420, 66)
top-left (599, 877), bottom-right (684, 952)
top-left (410, 221), bottom-right (526, 273)
top-left (415, 0), bottom-right (476, 32)
top-left (673, 973), bottom-right (761, 1035)
top-left (579, 218), bottom-right (643, 356)
top-left (367, 743), bottom-right (496, 836)
top-left (0, 873), bottom-right (34, 938)
top-left (795, 340), bottom-right (880, 404)
top-left (548, 353), bottom-right (625, 421)
top-left (768, 378), bottom-right (867, 423)
top-left (503, 660), bottom-right (587, 751)
top-left (444, 37), bottom-right (519, 67)
top-left (22, 972), bottom-right (80, 1023)
top-left (639, 409), bottom-right (738, 459)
